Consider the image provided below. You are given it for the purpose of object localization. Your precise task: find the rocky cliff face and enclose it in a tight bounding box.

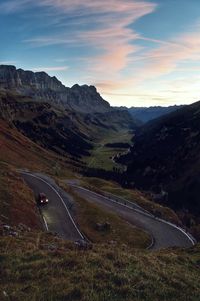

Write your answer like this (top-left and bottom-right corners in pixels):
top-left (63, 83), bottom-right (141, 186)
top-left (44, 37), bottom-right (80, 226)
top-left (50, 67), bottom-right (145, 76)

top-left (64, 84), bottom-right (110, 113)
top-left (0, 65), bottom-right (65, 91)
top-left (0, 65), bottom-right (111, 113)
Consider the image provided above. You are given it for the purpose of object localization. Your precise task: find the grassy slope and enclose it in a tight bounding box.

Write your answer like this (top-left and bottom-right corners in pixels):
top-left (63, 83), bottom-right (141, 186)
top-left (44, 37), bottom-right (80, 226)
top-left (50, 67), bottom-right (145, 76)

top-left (0, 118), bottom-right (79, 179)
top-left (0, 231), bottom-right (200, 301)
top-left (0, 119), bottom-right (59, 172)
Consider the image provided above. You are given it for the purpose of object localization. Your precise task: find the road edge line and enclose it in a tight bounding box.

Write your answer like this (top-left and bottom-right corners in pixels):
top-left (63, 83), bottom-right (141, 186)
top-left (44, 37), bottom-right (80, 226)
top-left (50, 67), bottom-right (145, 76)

top-left (156, 217), bottom-right (196, 246)
top-left (42, 215), bottom-right (49, 231)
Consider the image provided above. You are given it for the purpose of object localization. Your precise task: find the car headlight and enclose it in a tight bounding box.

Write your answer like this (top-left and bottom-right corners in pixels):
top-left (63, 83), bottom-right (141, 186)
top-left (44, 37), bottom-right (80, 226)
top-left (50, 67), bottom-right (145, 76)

top-left (46, 199), bottom-right (49, 202)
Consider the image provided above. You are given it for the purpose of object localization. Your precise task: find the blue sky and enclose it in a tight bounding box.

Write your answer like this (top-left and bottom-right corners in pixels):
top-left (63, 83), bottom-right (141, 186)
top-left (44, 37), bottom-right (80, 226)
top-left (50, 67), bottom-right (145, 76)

top-left (1, 0), bottom-right (200, 107)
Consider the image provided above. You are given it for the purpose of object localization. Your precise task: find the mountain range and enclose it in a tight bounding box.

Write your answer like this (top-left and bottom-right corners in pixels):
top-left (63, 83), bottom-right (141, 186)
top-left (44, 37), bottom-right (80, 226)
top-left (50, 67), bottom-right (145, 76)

top-left (128, 105), bottom-right (184, 123)
top-left (0, 65), bottom-right (110, 113)
top-left (0, 65), bottom-right (183, 121)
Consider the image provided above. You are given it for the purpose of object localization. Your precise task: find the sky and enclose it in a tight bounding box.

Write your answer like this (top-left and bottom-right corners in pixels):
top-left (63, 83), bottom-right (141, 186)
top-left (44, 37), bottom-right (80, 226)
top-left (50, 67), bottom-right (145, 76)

top-left (1, 0), bottom-right (200, 107)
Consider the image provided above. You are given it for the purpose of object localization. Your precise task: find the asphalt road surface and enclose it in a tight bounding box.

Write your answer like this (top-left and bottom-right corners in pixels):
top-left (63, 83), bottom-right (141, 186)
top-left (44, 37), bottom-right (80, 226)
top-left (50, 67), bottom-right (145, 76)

top-left (70, 185), bottom-right (194, 250)
top-left (21, 172), bottom-right (83, 241)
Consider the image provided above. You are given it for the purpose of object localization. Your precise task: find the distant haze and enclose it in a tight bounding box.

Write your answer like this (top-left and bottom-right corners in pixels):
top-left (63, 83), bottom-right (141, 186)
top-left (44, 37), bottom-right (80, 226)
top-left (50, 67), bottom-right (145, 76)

top-left (128, 105), bottom-right (185, 123)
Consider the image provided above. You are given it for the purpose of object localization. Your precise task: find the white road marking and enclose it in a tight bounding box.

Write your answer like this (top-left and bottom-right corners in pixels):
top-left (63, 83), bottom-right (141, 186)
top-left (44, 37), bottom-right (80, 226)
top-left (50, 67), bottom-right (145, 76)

top-left (155, 217), bottom-right (196, 246)
top-left (42, 215), bottom-right (49, 231)
top-left (1, 214), bottom-right (9, 220)
top-left (3, 201), bottom-right (9, 206)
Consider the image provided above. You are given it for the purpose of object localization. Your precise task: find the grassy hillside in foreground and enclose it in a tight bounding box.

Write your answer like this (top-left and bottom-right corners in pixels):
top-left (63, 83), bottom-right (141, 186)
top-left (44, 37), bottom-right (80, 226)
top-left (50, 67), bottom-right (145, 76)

top-left (0, 230), bottom-right (200, 301)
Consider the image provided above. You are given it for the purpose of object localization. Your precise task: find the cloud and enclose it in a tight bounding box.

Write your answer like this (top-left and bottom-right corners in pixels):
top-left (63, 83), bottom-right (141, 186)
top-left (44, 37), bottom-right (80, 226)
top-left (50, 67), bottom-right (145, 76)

top-left (134, 26), bottom-right (200, 83)
top-left (32, 66), bottom-right (68, 72)
top-left (20, 0), bottom-right (156, 78)
top-left (0, 61), bottom-right (18, 65)
top-left (93, 80), bottom-right (127, 91)
top-left (55, 58), bottom-right (68, 63)
top-left (0, 0), bottom-right (31, 13)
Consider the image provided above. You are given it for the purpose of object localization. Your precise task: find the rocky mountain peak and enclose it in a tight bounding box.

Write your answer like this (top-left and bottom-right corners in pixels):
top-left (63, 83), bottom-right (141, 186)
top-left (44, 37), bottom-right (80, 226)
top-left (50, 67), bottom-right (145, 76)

top-left (71, 84), bottom-right (99, 96)
top-left (0, 65), bottom-right (111, 113)
top-left (0, 65), bottom-right (65, 92)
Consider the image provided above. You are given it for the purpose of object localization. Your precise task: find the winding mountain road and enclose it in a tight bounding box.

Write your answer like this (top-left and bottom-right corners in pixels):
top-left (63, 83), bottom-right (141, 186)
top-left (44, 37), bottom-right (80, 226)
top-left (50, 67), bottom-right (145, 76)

top-left (21, 172), bottom-right (195, 249)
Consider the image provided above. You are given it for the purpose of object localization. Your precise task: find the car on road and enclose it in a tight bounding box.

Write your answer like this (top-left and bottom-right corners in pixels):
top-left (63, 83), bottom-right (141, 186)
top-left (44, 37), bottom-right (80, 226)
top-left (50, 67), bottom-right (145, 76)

top-left (37, 193), bottom-right (49, 205)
